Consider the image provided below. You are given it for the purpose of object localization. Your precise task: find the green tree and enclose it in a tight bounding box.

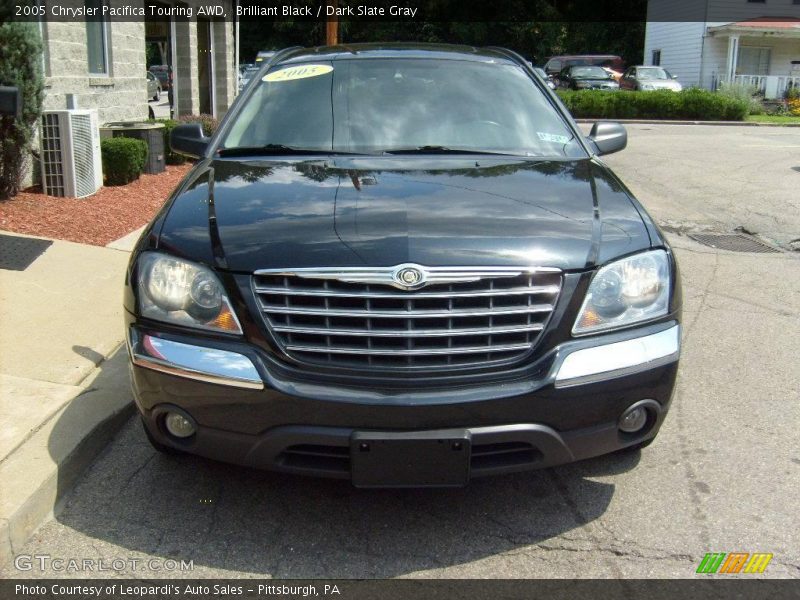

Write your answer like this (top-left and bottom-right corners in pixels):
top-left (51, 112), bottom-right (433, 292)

top-left (0, 22), bottom-right (44, 199)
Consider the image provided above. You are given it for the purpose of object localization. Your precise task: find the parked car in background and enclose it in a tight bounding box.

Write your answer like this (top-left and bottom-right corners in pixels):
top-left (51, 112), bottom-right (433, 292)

top-left (146, 71), bottom-right (161, 101)
top-left (238, 63), bottom-right (254, 91)
top-left (131, 44), bottom-right (681, 488)
top-left (556, 65), bottom-right (620, 90)
top-left (601, 65), bottom-right (624, 82)
top-left (532, 66), bottom-right (557, 90)
top-left (620, 66), bottom-right (683, 92)
top-left (255, 50), bottom-right (276, 64)
top-left (543, 54), bottom-right (624, 76)
top-left (149, 65), bottom-right (172, 91)
top-left (238, 65), bottom-right (260, 91)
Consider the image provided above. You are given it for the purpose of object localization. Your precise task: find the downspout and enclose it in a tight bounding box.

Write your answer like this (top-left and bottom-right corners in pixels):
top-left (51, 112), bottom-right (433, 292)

top-left (699, 0), bottom-right (709, 89)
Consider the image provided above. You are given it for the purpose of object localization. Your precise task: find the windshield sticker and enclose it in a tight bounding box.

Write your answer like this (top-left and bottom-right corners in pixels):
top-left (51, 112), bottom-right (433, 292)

top-left (537, 132), bottom-right (571, 144)
top-left (263, 64), bottom-right (333, 82)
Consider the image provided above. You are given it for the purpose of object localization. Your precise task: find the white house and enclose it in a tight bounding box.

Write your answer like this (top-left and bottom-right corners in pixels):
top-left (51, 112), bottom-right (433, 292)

top-left (644, 0), bottom-right (800, 98)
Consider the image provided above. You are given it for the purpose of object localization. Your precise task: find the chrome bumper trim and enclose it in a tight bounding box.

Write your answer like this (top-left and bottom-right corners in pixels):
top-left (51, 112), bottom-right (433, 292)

top-left (554, 325), bottom-right (680, 387)
top-left (129, 331), bottom-right (264, 390)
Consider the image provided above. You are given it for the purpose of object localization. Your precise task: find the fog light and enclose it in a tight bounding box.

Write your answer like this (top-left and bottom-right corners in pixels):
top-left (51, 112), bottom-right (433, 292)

top-left (619, 406), bottom-right (648, 433)
top-left (164, 412), bottom-right (195, 438)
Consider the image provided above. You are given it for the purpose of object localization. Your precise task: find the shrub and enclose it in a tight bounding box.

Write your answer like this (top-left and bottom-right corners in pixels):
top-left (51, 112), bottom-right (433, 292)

top-left (149, 118), bottom-right (186, 165)
top-left (557, 89), bottom-right (749, 121)
top-left (101, 137), bottom-right (148, 186)
top-left (178, 113), bottom-right (219, 136)
top-left (0, 23), bottom-right (45, 199)
top-left (789, 98), bottom-right (800, 117)
top-left (717, 82), bottom-right (764, 115)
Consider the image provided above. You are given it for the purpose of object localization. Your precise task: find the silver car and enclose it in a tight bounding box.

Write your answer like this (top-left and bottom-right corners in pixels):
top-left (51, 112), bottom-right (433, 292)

top-left (146, 71), bottom-right (161, 101)
top-left (620, 66), bottom-right (682, 91)
top-left (238, 66), bottom-right (260, 91)
top-left (532, 66), bottom-right (557, 90)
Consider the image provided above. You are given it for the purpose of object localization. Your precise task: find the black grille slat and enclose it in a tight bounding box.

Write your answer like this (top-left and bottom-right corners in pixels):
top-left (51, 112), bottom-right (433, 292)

top-left (253, 269), bottom-right (561, 372)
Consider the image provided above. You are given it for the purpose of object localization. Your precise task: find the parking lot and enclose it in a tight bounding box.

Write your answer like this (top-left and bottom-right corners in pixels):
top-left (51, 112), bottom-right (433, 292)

top-left (600, 124), bottom-right (800, 250)
top-left (2, 125), bottom-right (798, 579)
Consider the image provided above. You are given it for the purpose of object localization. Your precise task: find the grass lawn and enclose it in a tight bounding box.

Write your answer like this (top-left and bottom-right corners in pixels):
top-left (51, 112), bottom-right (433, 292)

top-left (746, 114), bottom-right (800, 124)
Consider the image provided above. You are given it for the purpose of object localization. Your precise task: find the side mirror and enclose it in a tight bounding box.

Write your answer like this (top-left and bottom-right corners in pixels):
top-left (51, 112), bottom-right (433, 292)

top-left (170, 123), bottom-right (210, 158)
top-left (672, 75), bottom-right (679, 80)
top-left (587, 122), bottom-right (627, 156)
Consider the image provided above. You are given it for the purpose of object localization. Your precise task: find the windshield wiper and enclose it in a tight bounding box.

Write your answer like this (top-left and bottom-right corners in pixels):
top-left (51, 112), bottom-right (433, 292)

top-left (380, 146), bottom-right (519, 156)
top-left (217, 144), bottom-right (358, 157)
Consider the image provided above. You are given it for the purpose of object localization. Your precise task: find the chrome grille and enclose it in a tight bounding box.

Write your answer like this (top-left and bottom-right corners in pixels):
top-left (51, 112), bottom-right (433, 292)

top-left (252, 266), bottom-right (562, 371)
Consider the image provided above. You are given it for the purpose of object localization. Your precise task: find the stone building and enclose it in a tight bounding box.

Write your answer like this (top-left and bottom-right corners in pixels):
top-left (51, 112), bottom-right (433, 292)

top-left (39, 0), bottom-right (237, 122)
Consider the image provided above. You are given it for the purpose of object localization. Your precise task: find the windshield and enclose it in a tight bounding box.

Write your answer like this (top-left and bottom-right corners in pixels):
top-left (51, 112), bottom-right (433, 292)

top-left (221, 58), bottom-right (585, 158)
top-left (570, 66), bottom-right (610, 79)
top-left (638, 67), bottom-right (671, 80)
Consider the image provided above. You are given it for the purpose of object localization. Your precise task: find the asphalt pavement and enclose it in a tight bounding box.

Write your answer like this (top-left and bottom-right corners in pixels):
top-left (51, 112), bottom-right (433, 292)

top-left (150, 92), bottom-right (171, 120)
top-left (599, 123), bottom-right (800, 250)
top-left (1, 125), bottom-right (798, 579)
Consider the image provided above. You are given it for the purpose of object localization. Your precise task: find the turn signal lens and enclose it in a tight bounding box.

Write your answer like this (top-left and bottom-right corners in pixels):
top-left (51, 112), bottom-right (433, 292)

top-left (208, 303), bottom-right (239, 332)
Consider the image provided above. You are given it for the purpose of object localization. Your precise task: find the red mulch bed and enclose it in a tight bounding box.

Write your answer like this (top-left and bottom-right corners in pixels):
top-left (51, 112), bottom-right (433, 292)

top-left (0, 164), bottom-right (193, 246)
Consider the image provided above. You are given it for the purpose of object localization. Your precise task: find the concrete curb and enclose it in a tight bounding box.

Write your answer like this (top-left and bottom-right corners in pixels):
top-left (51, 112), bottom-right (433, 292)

top-left (576, 118), bottom-right (800, 127)
top-left (0, 348), bottom-right (134, 566)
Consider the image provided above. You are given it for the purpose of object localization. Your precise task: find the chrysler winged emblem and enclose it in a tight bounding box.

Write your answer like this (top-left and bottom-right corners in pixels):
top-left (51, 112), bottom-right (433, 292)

top-left (394, 265), bottom-right (424, 289)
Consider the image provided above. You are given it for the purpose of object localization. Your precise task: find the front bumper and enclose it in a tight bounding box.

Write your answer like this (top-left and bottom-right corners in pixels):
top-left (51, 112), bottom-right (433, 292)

top-left (129, 321), bottom-right (680, 486)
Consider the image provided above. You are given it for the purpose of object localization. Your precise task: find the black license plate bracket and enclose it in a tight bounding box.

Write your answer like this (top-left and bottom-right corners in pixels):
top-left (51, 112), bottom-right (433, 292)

top-left (350, 430), bottom-right (471, 488)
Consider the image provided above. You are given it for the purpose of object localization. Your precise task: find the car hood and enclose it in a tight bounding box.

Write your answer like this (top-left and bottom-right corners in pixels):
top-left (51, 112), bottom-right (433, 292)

top-left (642, 80), bottom-right (680, 89)
top-left (575, 78), bottom-right (616, 84)
top-left (159, 157), bottom-right (652, 272)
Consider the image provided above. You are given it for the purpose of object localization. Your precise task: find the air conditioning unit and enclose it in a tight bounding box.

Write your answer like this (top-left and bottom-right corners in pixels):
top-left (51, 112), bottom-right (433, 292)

top-left (40, 109), bottom-right (103, 198)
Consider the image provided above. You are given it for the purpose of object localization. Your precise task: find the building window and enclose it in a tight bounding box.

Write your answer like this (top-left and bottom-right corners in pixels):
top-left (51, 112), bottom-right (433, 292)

top-left (738, 46), bottom-right (771, 75)
top-left (85, 0), bottom-right (108, 75)
top-left (651, 50), bottom-right (661, 66)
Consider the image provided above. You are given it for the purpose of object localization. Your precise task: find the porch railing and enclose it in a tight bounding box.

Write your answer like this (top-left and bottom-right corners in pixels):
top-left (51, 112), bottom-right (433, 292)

top-left (718, 74), bottom-right (800, 99)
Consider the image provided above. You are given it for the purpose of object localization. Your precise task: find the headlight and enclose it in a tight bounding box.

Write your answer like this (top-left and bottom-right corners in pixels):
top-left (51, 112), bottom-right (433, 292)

top-left (641, 83), bottom-right (654, 90)
top-left (137, 252), bottom-right (243, 334)
top-left (573, 250), bottom-right (670, 335)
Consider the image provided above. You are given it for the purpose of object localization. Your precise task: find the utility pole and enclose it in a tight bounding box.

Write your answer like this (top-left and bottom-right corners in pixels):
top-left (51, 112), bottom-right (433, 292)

top-left (326, 0), bottom-right (339, 45)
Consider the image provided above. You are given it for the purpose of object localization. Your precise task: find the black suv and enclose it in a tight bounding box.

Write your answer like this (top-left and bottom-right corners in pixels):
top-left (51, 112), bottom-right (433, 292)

top-left (556, 65), bottom-right (620, 91)
top-left (125, 44), bottom-right (681, 487)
